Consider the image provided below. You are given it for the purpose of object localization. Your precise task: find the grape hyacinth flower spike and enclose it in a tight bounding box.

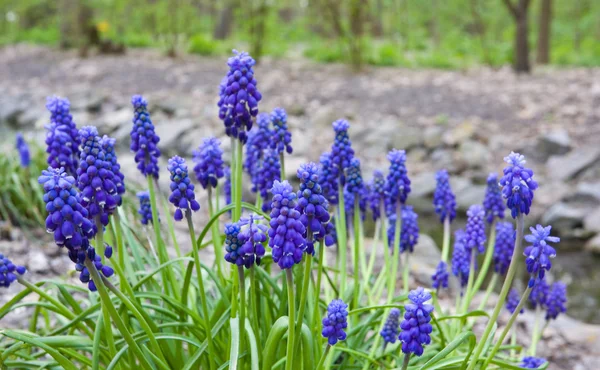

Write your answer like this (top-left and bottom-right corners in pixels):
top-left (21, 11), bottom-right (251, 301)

top-left (368, 170), bottom-right (386, 221)
top-left (270, 107), bottom-right (292, 154)
top-left (244, 113), bottom-right (271, 189)
top-left (319, 152), bottom-right (339, 205)
top-left (493, 222), bottom-right (515, 276)
top-left (387, 206), bottom-right (419, 254)
top-left (330, 119), bottom-right (355, 184)
top-left (224, 165), bottom-right (232, 206)
top-left (520, 357), bottom-right (547, 369)
top-left (399, 287), bottom-right (434, 356)
top-left (499, 152), bottom-right (538, 218)
top-left (193, 137), bottom-right (225, 190)
top-left (101, 136), bottom-right (126, 206)
top-left (224, 222), bottom-right (245, 266)
top-left (385, 149), bottom-right (411, 217)
top-left (464, 204), bottom-right (486, 254)
top-left (45, 96), bottom-right (80, 176)
top-left (322, 299), bottom-right (348, 345)
top-left (380, 308), bottom-right (401, 344)
top-left (130, 95), bottom-right (161, 179)
top-left (451, 230), bottom-right (470, 290)
top-left (296, 162), bottom-right (331, 254)
top-left (0, 254), bottom-right (27, 288)
top-left (16, 133), bottom-right (31, 168)
top-left (523, 225), bottom-right (559, 287)
top-left (433, 169), bottom-right (456, 223)
top-left (483, 173), bottom-right (505, 223)
top-left (167, 156), bottom-right (201, 221)
top-left (432, 261), bottom-right (449, 290)
top-left (506, 288), bottom-right (524, 314)
top-left (529, 277), bottom-right (549, 309)
top-left (218, 50), bottom-right (262, 142)
top-left (236, 215), bottom-right (268, 268)
top-left (257, 148), bottom-right (281, 212)
top-left (545, 281), bottom-right (567, 321)
top-left (137, 191), bottom-right (154, 225)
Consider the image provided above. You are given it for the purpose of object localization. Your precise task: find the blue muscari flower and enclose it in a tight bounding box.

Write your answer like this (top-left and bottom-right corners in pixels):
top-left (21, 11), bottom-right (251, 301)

top-left (330, 120), bottom-right (355, 185)
top-left (322, 299), bottom-right (348, 345)
top-left (380, 308), bottom-right (401, 344)
top-left (193, 137), bottom-right (225, 190)
top-left (464, 205), bottom-right (486, 254)
top-left (101, 136), bottom-right (126, 206)
top-left (258, 148), bottom-right (281, 212)
top-left (270, 107), bottom-right (292, 155)
top-left (74, 246), bottom-right (115, 292)
top-left (493, 221), bottom-right (515, 275)
top-left (218, 50), bottom-right (262, 142)
top-left (433, 169), bottom-right (456, 222)
top-left (432, 261), bottom-right (449, 290)
top-left (130, 95), bottom-right (161, 179)
top-left (319, 152), bottom-right (339, 205)
top-left (545, 281), bottom-right (567, 321)
top-left (483, 173), bottom-right (505, 223)
top-left (451, 229), bottom-right (470, 289)
top-left (77, 126), bottom-right (118, 227)
top-left (224, 222), bottom-right (244, 265)
top-left (296, 163), bottom-right (331, 254)
top-left (45, 96), bottom-right (80, 176)
top-left (529, 277), bottom-right (549, 309)
top-left (16, 133), bottom-right (30, 168)
top-left (267, 180), bottom-right (306, 269)
top-left (499, 152), bottom-right (538, 218)
top-left (399, 287), bottom-right (434, 356)
top-left (520, 357), bottom-right (546, 369)
top-left (245, 113), bottom-right (272, 191)
top-left (506, 288), bottom-right (524, 314)
top-left (137, 191), bottom-right (154, 225)
top-left (345, 158), bottom-right (363, 195)
top-left (523, 225), bottom-right (559, 287)
top-left (167, 156), bottom-right (201, 221)
top-left (224, 165), bottom-right (231, 206)
top-left (0, 254), bottom-right (27, 288)
top-left (389, 206), bottom-right (419, 254)
top-left (368, 170), bottom-right (386, 221)
top-left (343, 184), bottom-right (367, 222)
top-left (236, 214), bottom-right (268, 268)
top-left (384, 149), bottom-right (411, 217)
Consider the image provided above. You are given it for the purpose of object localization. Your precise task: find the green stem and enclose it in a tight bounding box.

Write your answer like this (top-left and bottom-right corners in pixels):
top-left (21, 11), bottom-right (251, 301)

top-left (481, 287), bottom-right (532, 370)
top-left (314, 241), bottom-right (325, 337)
top-left (529, 306), bottom-right (542, 356)
top-left (293, 252), bottom-right (313, 356)
top-left (510, 325), bottom-right (517, 358)
top-left (337, 182), bottom-right (348, 297)
top-left (477, 273), bottom-right (499, 311)
top-left (237, 265), bottom-right (246, 370)
top-left (279, 152), bottom-right (285, 181)
top-left (352, 198), bottom-right (360, 312)
top-left (207, 186), bottom-right (224, 281)
top-left (387, 204), bottom-right (402, 303)
top-left (234, 138), bottom-right (243, 221)
top-left (402, 253), bottom-right (411, 293)
top-left (185, 210), bottom-right (216, 370)
top-left (467, 214), bottom-right (524, 370)
top-left (441, 216), bottom-right (451, 262)
top-left (285, 269), bottom-right (296, 370)
top-left (365, 209), bottom-right (382, 279)
top-left (401, 353), bottom-right (411, 370)
top-left (468, 221), bottom-right (497, 305)
top-left (249, 267), bottom-right (260, 341)
top-left (316, 345), bottom-right (331, 370)
top-left (460, 249), bottom-right (477, 317)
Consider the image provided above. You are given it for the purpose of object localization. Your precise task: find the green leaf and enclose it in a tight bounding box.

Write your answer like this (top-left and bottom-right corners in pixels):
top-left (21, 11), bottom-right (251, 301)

top-left (0, 331), bottom-right (79, 370)
top-left (436, 310), bottom-right (489, 321)
top-left (420, 331), bottom-right (476, 370)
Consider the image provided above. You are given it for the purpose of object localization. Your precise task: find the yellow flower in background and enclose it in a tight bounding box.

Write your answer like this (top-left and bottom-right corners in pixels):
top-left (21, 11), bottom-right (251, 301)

top-left (96, 21), bottom-right (110, 33)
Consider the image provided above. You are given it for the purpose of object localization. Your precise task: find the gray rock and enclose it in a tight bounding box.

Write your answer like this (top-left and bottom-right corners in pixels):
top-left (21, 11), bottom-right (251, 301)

top-left (410, 172), bottom-right (437, 198)
top-left (585, 234), bottom-right (600, 254)
top-left (547, 146), bottom-right (600, 181)
top-left (100, 108), bottom-right (132, 133)
top-left (442, 121), bottom-right (476, 146)
top-left (584, 208), bottom-right (600, 234)
top-left (411, 234), bottom-right (440, 285)
top-left (564, 182), bottom-right (600, 205)
top-left (390, 125), bottom-right (423, 151)
top-left (29, 251), bottom-right (50, 273)
top-left (70, 93), bottom-right (104, 113)
top-left (407, 147), bottom-right (427, 163)
top-left (535, 182), bottom-right (570, 208)
top-left (430, 149), bottom-right (456, 173)
top-left (154, 118), bottom-right (196, 154)
top-left (542, 202), bottom-right (587, 232)
top-left (457, 140), bottom-right (491, 169)
top-left (423, 126), bottom-right (444, 149)
top-left (155, 99), bottom-right (180, 116)
top-left (535, 129), bottom-right (571, 160)
top-left (455, 184), bottom-right (486, 211)
top-left (0, 97), bottom-right (26, 127)
top-left (15, 108), bottom-right (43, 128)
top-left (311, 105), bottom-right (337, 129)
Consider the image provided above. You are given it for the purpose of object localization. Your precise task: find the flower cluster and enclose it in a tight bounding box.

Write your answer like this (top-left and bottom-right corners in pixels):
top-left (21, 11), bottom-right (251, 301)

top-left (137, 191), bottom-right (154, 225)
top-left (523, 225), bottom-right (558, 287)
top-left (483, 173), bottom-right (505, 223)
top-left (322, 299), bottom-right (348, 345)
top-left (167, 156), bottom-right (201, 221)
top-left (389, 206), bottom-right (420, 254)
top-left (545, 282), bottom-right (567, 321)
top-left (217, 50), bottom-right (262, 142)
top-left (224, 222), bottom-right (244, 266)
top-left (319, 152), bottom-right (339, 204)
top-left (500, 152), bottom-right (538, 218)
top-left (75, 247), bottom-right (114, 291)
top-left (529, 278), bottom-right (549, 309)
top-left (506, 288), bottom-right (523, 314)
top-left (520, 357), bottom-right (546, 369)
top-left (433, 169), bottom-right (456, 222)
top-left (451, 230), bottom-right (470, 289)
top-left (432, 261), bottom-right (449, 290)
top-left (331, 120), bottom-right (354, 184)
top-left (380, 308), bottom-right (401, 344)
top-left (493, 222), bottom-right (515, 275)
top-left (258, 149), bottom-right (281, 212)
top-left (0, 254), bottom-right (26, 288)
top-left (224, 165), bottom-right (232, 206)
top-left (399, 287), bottom-right (433, 356)
top-left (193, 137), bottom-right (225, 190)
top-left (296, 163), bottom-right (331, 254)
top-left (345, 158), bottom-right (363, 195)
top-left (45, 96), bottom-right (80, 176)
top-left (224, 215), bottom-right (267, 268)
top-left (77, 126), bottom-right (118, 227)
top-left (245, 113), bottom-right (272, 190)
top-left (270, 108), bottom-right (292, 154)
top-left (268, 181), bottom-right (306, 269)
top-left (16, 133), bottom-right (30, 168)
top-left (385, 149), bottom-right (411, 217)
top-left (464, 205), bottom-right (486, 254)
top-left (368, 170), bottom-right (386, 221)
top-left (101, 136), bottom-right (126, 206)
top-left (130, 95), bottom-right (161, 179)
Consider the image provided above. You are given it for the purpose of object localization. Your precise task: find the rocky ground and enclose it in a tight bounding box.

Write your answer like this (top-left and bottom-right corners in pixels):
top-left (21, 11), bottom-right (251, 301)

top-left (1, 44), bottom-right (600, 368)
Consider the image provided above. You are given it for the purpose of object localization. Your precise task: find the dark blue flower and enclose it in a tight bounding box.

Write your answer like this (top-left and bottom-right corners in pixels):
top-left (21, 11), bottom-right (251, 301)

top-left (451, 229), bottom-right (470, 289)
top-left (523, 225), bottom-right (559, 287)
top-left (322, 299), bottom-right (348, 345)
top-left (270, 107), bottom-right (292, 155)
top-left (74, 247), bottom-right (115, 292)
top-left (506, 288), bottom-right (524, 314)
top-left (130, 95), bottom-right (161, 179)
top-left (343, 184), bottom-right (367, 222)
top-left (493, 221), bottom-right (515, 276)
top-left (380, 308), bottom-right (401, 344)
top-left (45, 96), bottom-right (80, 176)
top-left (267, 180), bottom-right (306, 269)
top-left (258, 149), bottom-right (281, 212)
top-left (483, 173), bottom-right (505, 223)
top-left (296, 162), bottom-right (331, 254)
top-left (0, 254), bottom-right (27, 288)
top-left (77, 126), bottom-right (118, 227)
top-left (389, 206), bottom-right (419, 254)
top-left (529, 278), bottom-right (549, 309)
top-left (224, 222), bottom-right (244, 266)
top-left (101, 136), bottom-right (126, 206)
top-left (432, 261), bottom-right (449, 290)
top-left (384, 149), bottom-right (411, 217)
top-left (499, 152), bottom-right (538, 219)
top-left (433, 169), bottom-right (456, 222)
top-left (16, 133), bottom-right (30, 168)
top-left (237, 214), bottom-right (268, 268)
top-left (345, 158), bottom-right (363, 195)
top-left (193, 137), bottom-right (225, 190)
top-left (137, 191), bottom-right (154, 225)
top-left (399, 287), bottom-right (434, 356)
top-left (545, 282), bottom-right (567, 321)
top-left (319, 152), bottom-right (339, 205)
top-left (331, 120), bottom-right (354, 185)
top-left (218, 50), bottom-right (262, 142)
top-left (368, 170), bottom-right (386, 221)
top-left (520, 357), bottom-right (546, 369)
top-left (224, 165), bottom-right (231, 206)
top-left (464, 205), bottom-right (486, 254)
top-left (245, 113), bottom-right (272, 191)
top-left (167, 156), bottom-right (201, 221)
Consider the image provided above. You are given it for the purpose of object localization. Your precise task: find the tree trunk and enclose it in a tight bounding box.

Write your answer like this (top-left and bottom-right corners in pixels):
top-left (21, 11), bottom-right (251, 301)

top-left (250, 1), bottom-right (269, 62)
top-left (371, 0), bottom-right (384, 37)
top-left (536, 0), bottom-right (552, 64)
top-left (503, 0), bottom-right (531, 73)
top-left (213, 2), bottom-right (235, 40)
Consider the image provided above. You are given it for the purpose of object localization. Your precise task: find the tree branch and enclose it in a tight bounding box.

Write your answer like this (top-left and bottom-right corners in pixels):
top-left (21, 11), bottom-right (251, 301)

top-left (502, 0), bottom-right (518, 18)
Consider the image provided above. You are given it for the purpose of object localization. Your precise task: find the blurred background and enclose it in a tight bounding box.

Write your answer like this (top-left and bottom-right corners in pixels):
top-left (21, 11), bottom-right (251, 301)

top-left (1, 1), bottom-right (600, 366)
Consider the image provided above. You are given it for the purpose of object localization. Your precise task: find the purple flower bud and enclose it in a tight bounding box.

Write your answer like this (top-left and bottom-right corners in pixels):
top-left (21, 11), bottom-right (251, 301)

top-left (367, 170), bottom-right (386, 221)
top-left (331, 120), bottom-right (355, 185)
top-left (235, 214), bottom-right (268, 268)
top-left (45, 96), bottom-right (80, 177)
top-left (193, 137), bottom-right (225, 190)
top-left (245, 113), bottom-right (272, 192)
top-left (520, 357), bottom-right (546, 369)
top-left (296, 162), bottom-right (332, 253)
top-left (168, 156), bottom-right (200, 221)
top-left (432, 261), bottom-right (449, 290)
top-left (433, 169), bottom-right (456, 223)
top-left (257, 149), bottom-right (281, 212)
top-left (101, 136), bottom-right (126, 206)
top-left (0, 254), bottom-right (27, 288)
top-left (483, 173), bottom-right (505, 223)
top-left (545, 281), bottom-right (567, 321)
top-left (380, 308), bottom-right (401, 344)
top-left (493, 222), bottom-right (515, 275)
top-left (388, 206), bottom-right (419, 254)
top-left (523, 225), bottom-right (559, 287)
top-left (270, 108), bottom-right (292, 155)
top-left (322, 299), bottom-right (348, 345)
top-left (506, 288), bottom-right (524, 314)
top-left (399, 287), bottom-right (433, 356)
top-left (529, 277), bottom-right (549, 309)
top-left (499, 152), bottom-right (538, 218)
top-left (385, 149), bottom-right (411, 217)
top-left (452, 229), bottom-right (471, 289)
top-left (464, 205), bottom-right (486, 254)
top-left (137, 191), bottom-right (154, 225)
top-left (130, 95), bottom-right (160, 179)
top-left (16, 133), bottom-right (31, 168)
top-left (319, 152), bottom-right (339, 205)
